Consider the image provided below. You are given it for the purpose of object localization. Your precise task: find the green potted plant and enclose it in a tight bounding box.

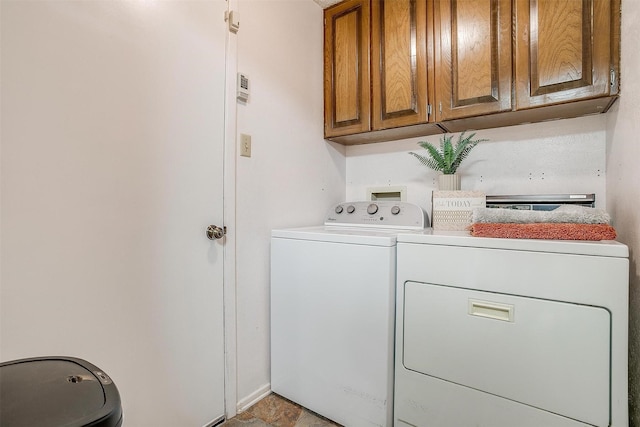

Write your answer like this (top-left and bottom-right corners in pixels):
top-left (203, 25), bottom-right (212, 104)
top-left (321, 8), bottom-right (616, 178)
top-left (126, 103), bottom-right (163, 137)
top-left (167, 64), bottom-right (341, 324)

top-left (409, 131), bottom-right (487, 190)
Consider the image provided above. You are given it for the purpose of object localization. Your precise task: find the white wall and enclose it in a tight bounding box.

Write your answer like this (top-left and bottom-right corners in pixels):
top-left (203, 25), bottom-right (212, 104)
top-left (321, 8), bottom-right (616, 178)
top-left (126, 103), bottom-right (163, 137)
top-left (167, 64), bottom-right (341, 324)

top-left (607, 0), bottom-right (640, 425)
top-left (234, 0), bottom-right (346, 410)
top-left (346, 115), bottom-right (608, 214)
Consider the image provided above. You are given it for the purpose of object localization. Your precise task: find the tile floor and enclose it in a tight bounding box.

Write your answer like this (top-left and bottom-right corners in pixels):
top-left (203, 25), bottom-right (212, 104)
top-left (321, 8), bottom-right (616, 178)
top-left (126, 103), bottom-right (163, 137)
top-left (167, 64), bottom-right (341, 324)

top-left (221, 393), bottom-right (341, 427)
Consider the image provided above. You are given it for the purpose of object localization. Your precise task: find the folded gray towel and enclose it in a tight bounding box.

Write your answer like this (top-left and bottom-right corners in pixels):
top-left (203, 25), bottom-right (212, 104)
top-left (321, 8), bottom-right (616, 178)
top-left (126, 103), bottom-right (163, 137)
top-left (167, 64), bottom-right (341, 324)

top-left (472, 204), bottom-right (611, 224)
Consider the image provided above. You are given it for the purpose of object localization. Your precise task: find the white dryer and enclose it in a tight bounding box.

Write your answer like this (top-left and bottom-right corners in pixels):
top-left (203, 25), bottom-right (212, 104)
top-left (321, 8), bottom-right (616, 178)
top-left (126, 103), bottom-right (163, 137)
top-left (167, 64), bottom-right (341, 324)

top-left (271, 201), bottom-right (427, 427)
top-left (394, 231), bottom-right (629, 427)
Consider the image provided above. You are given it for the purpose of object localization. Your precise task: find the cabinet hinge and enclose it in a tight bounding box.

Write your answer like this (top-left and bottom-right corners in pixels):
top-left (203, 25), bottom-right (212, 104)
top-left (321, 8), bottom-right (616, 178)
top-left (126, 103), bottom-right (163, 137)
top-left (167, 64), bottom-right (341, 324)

top-left (610, 68), bottom-right (618, 91)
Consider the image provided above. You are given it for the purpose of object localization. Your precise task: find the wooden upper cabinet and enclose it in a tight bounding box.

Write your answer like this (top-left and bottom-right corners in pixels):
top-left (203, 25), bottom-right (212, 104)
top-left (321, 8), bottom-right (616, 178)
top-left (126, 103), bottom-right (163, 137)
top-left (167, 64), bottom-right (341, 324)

top-left (324, 0), bottom-right (371, 138)
top-left (371, 0), bottom-right (432, 129)
top-left (435, 0), bottom-right (512, 121)
top-left (514, 0), bottom-right (613, 109)
top-left (323, 0), bottom-right (620, 144)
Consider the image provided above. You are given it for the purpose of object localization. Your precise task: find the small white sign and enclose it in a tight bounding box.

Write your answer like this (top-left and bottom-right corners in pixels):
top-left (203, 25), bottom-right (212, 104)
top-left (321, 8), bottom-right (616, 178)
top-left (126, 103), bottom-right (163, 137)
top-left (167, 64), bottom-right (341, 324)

top-left (432, 191), bottom-right (486, 231)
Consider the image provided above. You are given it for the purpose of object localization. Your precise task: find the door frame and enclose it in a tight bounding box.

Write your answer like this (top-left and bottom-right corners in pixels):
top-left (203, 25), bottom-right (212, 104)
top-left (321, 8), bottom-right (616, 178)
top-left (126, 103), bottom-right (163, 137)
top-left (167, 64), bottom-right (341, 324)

top-left (222, 0), bottom-right (239, 419)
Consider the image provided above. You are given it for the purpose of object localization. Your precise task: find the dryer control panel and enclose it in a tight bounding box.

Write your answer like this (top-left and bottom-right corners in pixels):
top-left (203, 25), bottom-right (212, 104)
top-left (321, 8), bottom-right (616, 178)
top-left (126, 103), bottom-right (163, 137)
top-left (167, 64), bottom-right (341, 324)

top-left (325, 201), bottom-right (428, 230)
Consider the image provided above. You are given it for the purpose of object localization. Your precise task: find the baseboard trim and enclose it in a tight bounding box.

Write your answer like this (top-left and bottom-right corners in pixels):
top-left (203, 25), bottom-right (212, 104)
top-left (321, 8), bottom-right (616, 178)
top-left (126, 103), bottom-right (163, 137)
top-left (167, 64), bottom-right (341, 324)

top-left (236, 383), bottom-right (271, 413)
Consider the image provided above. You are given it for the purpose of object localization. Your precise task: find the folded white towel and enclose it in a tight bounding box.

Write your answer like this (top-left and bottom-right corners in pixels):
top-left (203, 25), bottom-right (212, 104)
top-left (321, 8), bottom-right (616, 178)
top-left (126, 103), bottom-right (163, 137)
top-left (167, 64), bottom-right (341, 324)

top-left (472, 204), bottom-right (611, 224)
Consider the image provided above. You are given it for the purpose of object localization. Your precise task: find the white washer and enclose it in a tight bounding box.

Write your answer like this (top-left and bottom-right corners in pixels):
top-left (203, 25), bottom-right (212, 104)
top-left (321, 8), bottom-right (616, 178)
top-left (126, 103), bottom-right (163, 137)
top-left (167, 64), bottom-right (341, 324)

top-left (394, 230), bottom-right (629, 427)
top-left (271, 201), bottom-right (427, 427)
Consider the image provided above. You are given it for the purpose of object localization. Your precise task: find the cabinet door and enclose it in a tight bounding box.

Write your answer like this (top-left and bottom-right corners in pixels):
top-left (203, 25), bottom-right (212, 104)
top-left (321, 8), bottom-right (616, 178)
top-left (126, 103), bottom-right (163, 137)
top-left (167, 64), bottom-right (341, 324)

top-left (371, 0), bottom-right (432, 130)
top-left (436, 0), bottom-right (512, 121)
top-left (515, 0), bottom-right (612, 109)
top-left (324, 0), bottom-right (371, 138)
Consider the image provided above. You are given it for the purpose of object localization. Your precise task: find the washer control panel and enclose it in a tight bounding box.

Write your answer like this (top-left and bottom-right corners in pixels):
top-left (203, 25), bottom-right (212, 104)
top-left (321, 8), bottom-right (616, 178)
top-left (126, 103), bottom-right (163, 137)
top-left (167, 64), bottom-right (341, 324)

top-left (325, 201), bottom-right (428, 229)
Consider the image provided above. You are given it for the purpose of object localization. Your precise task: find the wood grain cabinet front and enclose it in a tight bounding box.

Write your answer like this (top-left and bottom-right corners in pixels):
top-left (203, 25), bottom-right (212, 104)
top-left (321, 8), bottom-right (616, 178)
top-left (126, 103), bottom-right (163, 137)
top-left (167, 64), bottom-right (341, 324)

top-left (371, 0), bottom-right (433, 130)
top-left (323, 0), bottom-right (620, 145)
top-left (514, 0), bottom-right (618, 109)
top-left (325, 0), bottom-right (443, 144)
top-left (324, 0), bottom-right (371, 138)
top-left (435, 0), bottom-right (513, 121)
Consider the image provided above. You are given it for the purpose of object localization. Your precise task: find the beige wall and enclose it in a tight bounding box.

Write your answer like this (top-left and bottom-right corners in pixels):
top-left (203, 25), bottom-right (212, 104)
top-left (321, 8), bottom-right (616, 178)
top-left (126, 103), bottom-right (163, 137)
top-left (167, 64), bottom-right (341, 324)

top-left (234, 0), bottom-right (346, 411)
top-left (346, 115), bottom-right (608, 212)
top-left (607, 0), bottom-right (640, 425)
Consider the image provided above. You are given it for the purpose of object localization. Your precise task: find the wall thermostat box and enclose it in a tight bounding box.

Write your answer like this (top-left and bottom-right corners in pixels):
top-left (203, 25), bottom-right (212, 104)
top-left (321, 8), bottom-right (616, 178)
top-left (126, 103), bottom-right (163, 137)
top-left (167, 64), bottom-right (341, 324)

top-left (237, 73), bottom-right (249, 102)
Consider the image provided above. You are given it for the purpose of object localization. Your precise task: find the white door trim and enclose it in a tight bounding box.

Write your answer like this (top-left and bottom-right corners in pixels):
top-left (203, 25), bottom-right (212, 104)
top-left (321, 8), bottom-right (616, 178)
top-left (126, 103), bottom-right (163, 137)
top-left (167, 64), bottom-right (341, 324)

top-left (223, 0), bottom-right (239, 419)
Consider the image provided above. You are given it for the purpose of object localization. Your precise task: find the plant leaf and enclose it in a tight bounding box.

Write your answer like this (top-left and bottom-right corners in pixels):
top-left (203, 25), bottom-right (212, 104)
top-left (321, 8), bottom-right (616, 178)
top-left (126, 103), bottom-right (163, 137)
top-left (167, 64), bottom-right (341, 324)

top-left (408, 151), bottom-right (443, 172)
top-left (442, 135), bottom-right (455, 174)
top-left (409, 132), bottom-right (488, 175)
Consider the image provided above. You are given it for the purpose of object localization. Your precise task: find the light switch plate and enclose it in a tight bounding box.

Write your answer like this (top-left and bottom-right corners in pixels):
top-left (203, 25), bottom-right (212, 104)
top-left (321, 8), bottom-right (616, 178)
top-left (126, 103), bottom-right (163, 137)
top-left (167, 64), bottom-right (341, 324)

top-left (240, 134), bottom-right (251, 157)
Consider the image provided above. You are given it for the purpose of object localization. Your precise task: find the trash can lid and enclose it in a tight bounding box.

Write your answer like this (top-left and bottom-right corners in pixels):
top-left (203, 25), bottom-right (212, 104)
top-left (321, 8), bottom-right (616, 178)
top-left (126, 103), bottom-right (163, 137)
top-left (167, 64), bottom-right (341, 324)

top-left (0, 356), bottom-right (122, 427)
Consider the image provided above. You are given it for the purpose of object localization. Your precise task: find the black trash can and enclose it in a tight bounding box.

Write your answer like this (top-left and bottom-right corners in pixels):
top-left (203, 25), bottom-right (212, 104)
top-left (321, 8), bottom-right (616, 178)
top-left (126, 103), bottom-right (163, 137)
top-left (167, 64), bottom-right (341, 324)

top-left (0, 356), bottom-right (123, 427)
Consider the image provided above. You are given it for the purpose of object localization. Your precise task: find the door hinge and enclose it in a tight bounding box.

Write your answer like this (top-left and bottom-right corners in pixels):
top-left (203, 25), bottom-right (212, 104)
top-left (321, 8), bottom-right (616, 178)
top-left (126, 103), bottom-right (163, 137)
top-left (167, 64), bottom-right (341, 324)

top-left (224, 10), bottom-right (240, 33)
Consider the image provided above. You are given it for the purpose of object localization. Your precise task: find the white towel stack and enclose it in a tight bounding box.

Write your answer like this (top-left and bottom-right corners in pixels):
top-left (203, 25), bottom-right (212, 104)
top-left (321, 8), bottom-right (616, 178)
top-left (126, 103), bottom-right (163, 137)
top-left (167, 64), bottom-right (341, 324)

top-left (472, 205), bottom-right (611, 225)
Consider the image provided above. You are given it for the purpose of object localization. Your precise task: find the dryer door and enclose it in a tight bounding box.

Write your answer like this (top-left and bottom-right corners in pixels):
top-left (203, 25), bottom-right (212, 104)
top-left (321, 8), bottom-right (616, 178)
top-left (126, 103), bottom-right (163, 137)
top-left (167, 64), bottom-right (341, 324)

top-left (403, 282), bottom-right (610, 427)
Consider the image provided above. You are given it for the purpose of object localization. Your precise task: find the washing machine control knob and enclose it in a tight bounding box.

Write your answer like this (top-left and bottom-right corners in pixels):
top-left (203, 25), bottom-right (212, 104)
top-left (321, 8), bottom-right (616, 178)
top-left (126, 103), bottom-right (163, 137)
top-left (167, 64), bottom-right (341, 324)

top-left (367, 203), bottom-right (379, 215)
top-left (391, 206), bottom-right (401, 215)
top-left (335, 205), bottom-right (344, 214)
top-left (347, 205), bottom-right (356, 214)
